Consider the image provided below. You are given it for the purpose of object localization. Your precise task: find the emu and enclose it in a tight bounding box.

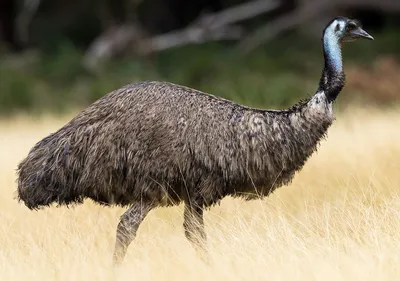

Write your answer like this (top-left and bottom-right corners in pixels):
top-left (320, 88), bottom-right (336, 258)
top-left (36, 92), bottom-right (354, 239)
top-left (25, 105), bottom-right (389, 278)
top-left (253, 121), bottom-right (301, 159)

top-left (16, 17), bottom-right (373, 263)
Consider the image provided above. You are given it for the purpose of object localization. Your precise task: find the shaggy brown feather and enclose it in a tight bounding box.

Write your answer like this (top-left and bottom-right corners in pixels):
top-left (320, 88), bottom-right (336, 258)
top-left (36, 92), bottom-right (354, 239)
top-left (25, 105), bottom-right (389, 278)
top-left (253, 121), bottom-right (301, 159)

top-left (16, 82), bottom-right (332, 209)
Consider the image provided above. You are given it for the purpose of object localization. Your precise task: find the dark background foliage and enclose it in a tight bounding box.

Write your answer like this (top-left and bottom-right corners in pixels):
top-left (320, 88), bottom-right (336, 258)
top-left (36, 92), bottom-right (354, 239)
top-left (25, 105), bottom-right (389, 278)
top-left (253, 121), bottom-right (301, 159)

top-left (0, 0), bottom-right (399, 116)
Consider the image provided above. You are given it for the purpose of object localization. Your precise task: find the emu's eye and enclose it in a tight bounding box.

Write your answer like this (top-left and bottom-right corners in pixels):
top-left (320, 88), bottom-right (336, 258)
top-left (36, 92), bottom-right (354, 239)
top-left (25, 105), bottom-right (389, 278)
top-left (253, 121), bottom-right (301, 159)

top-left (346, 22), bottom-right (357, 31)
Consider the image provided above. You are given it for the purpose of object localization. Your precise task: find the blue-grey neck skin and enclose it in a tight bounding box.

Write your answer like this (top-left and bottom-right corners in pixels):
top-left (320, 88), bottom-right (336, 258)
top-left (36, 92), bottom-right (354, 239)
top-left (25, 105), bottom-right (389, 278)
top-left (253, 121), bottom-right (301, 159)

top-left (323, 28), bottom-right (343, 72)
top-left (318, 24), bottom-right (346, 103)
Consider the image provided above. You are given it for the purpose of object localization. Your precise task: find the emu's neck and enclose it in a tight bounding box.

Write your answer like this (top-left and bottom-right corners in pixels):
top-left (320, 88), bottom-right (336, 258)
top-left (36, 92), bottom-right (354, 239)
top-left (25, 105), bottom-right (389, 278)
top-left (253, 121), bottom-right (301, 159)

top-left (324, 32), bottom-right (342, 72)
top-left (241, 28), bottom-right (347, 186)
top-left (318, 30), bottom-right (345, 103)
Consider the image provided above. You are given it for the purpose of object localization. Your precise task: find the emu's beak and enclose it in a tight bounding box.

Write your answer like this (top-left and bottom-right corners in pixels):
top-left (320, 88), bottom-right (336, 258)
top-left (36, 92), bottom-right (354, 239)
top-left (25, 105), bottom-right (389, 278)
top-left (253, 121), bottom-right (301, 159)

top-left (350, 27), bottom-right (374, 40)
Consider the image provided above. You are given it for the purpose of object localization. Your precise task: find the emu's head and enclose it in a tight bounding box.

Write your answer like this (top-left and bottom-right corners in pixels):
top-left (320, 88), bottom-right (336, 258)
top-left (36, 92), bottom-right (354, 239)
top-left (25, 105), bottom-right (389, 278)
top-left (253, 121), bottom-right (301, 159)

top-left (324, 17), bottom-right (374, 44)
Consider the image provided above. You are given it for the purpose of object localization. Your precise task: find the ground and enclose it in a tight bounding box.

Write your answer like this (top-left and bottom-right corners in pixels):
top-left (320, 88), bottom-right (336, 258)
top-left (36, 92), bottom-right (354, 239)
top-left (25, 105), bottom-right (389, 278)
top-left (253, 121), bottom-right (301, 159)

top-left (0, 106), bottom-right (399, 280)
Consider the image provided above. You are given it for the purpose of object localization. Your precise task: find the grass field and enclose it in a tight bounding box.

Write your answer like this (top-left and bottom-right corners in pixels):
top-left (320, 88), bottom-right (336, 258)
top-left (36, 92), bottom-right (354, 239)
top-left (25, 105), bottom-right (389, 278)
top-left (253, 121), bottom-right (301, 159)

top-left (0, 107), bottom-right (399, 281)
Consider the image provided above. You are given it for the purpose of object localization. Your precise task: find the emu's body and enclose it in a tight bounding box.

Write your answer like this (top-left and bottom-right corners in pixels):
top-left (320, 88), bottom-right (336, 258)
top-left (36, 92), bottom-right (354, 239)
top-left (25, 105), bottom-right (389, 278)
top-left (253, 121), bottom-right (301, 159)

top-left (16, 17), bottom-right (373, 263)
top-left (17, 82), bottom-right (332, 208)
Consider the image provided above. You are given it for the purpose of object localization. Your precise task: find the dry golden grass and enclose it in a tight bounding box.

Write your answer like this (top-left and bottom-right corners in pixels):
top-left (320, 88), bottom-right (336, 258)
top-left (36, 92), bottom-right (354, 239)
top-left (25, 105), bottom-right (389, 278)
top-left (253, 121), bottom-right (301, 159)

top-left (1, 107), bottom-right (400, 281)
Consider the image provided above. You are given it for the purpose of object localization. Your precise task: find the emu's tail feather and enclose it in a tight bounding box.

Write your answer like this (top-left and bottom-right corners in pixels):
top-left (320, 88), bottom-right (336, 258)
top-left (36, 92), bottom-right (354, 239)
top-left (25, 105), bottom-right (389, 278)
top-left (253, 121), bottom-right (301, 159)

top-left (17, 163), bottom-right (83, 210)
top-left (16, 133), bottom-right (84, 209)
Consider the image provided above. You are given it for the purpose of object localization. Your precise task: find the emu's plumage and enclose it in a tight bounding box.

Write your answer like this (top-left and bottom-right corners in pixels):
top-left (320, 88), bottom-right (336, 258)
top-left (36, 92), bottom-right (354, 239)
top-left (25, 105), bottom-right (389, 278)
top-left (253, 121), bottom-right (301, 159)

top-left (17, 83), bottom-right (332, 209)
top-left (16, 17), bottom-right (373, 263)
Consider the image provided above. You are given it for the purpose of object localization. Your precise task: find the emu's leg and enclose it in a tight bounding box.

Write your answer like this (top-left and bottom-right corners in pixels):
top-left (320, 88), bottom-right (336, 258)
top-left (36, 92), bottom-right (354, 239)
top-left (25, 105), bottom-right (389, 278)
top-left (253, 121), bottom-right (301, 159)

top-left (183, 201), bottom-right (208, 259)
top-left (113, 201), bottom-right (154, 264)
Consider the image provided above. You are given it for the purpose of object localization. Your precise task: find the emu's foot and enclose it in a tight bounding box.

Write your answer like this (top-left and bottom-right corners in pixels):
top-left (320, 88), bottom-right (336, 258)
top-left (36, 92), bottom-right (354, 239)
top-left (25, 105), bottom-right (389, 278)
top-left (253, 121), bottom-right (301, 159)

top-left (197, 249), bottom-right (211, 265)
top-left (112, 253), bottom-right (125, 266)
top-left (190, 240), bottom-right (211, 265)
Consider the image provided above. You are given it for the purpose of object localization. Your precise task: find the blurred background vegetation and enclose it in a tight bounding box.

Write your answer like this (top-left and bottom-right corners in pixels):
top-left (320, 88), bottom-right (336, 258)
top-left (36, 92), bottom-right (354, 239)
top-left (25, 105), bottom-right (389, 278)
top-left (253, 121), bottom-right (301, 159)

top-left (0, 0), bottom-right (399, 116)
